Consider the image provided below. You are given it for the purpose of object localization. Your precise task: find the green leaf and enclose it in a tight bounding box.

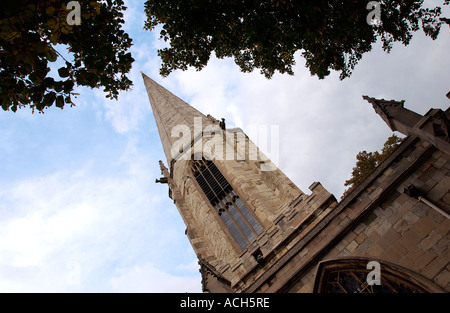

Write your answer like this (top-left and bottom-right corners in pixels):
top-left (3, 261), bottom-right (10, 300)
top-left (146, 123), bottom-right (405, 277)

top-left (45, 7), bottom-right (55, 16)
top-left (63, 79), bottom-right (75, 93)
top-left (54, 81), bottom-right (63, 92)
top-left (1, 0), bottom-right (133, 114)
top-left (15, 80), bottom-right (25, 93)
top-left (43, 77), bottom-right (55, 87)
top-left (61, 24), bottom-right (71, 35)
top-left (55, 95), bottom-right (64, 108)
top-left (58, 67), bottom-right (70, 78)
top-left (36, 101), bottom-right (45, 111)
top-left (43, 91), bottom-right (56, 106)
top-left (46, 48), bottom-right (58, 62)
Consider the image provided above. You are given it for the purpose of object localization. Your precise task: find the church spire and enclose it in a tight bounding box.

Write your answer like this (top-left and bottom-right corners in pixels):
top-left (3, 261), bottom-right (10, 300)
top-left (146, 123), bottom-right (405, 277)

top-left (141, 72), bottom-right (220, 164)
top-left (363, 95), bottom-right (450, 154)
top-left (142, 71), bottom-right (341, 293)
top-left (362, 95), bottom-right (422, 135)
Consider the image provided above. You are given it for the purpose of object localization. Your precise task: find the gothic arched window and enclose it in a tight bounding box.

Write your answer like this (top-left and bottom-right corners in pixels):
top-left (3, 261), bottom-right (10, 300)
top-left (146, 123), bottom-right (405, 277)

top-left (192, 159), bottom-right (264, 249)
top-left (313, 258), bottom-right (443, 293)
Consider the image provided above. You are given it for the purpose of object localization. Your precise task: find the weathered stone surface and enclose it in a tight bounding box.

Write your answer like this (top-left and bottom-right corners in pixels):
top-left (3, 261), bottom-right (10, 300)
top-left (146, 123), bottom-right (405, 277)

top-left (145, 74), bottom-right (449, 293)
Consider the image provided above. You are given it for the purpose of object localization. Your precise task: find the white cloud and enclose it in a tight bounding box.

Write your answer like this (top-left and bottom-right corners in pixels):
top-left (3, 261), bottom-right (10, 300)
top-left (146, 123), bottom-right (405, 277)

top-left (111, 263), bottom-right (201, 293)
top-left (163, 28), bottom-right (449, 198)
top-left (0, 138), bottom-right (197, 292)
top-left (1, 0), bottom-right (448, 293)
top-left (122, 0), bottom-right (147, 33)
top-left (95, 69), bottom-right (151, 135)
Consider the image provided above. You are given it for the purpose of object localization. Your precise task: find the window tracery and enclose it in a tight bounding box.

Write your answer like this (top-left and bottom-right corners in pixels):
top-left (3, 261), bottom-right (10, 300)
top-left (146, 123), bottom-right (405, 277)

top-left (192, 159), bottom-right (264, 249)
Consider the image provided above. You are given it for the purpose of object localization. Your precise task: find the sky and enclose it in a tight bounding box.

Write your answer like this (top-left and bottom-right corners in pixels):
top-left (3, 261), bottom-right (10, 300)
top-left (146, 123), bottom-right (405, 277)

top-left (0, 0), bottom-right (449, 293)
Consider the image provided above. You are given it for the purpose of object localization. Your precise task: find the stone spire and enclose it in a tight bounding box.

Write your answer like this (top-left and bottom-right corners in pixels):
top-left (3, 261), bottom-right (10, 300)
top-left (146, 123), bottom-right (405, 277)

top-left (142, 72), bottom-right (220, 165)
top-left (363, 95), bottom-right (450, 154)
top-left (362, 95), bottom-right (422, 135)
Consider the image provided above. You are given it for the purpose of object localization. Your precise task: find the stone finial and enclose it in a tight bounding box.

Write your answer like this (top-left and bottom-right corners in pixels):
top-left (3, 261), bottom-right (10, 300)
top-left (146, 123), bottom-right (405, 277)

top-left (362, 95), bottom-right (405, 131)
top-left (159, 160), bottom-right (170, 178)
top-left (362, 95), bottom-right (405, 114)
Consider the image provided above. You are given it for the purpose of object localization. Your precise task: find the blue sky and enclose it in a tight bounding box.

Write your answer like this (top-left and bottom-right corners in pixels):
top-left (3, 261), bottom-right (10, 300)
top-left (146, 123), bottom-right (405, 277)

top-left (0, 0), bottom-right (449, 292)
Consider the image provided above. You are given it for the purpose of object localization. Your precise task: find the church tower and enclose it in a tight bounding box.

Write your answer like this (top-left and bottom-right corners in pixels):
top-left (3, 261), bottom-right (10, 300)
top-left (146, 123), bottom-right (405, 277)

top-left (142, 73), bottom-right (338, 292)
top-left (143, 73), bottom-right (449, 293)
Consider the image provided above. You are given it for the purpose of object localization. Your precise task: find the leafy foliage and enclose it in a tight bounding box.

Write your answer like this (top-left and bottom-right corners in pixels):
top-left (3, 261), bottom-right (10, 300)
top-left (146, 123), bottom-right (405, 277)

top-left (144, 0), bottom-right (447, 79)
top-left (342, 134), bottom-right (404, 199)
top-left (0, 0), bottom-right (134, 113)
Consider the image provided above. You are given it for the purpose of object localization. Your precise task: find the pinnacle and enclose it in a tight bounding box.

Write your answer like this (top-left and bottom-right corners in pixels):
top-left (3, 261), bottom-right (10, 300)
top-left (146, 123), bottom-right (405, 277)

top-left (142, 73), bottom-right (220, 164)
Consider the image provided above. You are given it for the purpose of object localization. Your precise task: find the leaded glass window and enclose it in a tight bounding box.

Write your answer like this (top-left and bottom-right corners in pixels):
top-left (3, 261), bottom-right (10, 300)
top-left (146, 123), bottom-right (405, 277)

top-left (192, 159), bottom-right (264, 249)
top-left (314, 259), bottom-right (430, 293)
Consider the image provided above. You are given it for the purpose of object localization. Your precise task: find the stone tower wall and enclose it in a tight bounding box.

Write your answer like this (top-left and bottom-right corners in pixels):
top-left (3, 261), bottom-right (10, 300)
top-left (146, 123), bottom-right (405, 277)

top-left (170, 127), bottom-right (337, 288)
top-left (270, 137), bottom-right (449, 293)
